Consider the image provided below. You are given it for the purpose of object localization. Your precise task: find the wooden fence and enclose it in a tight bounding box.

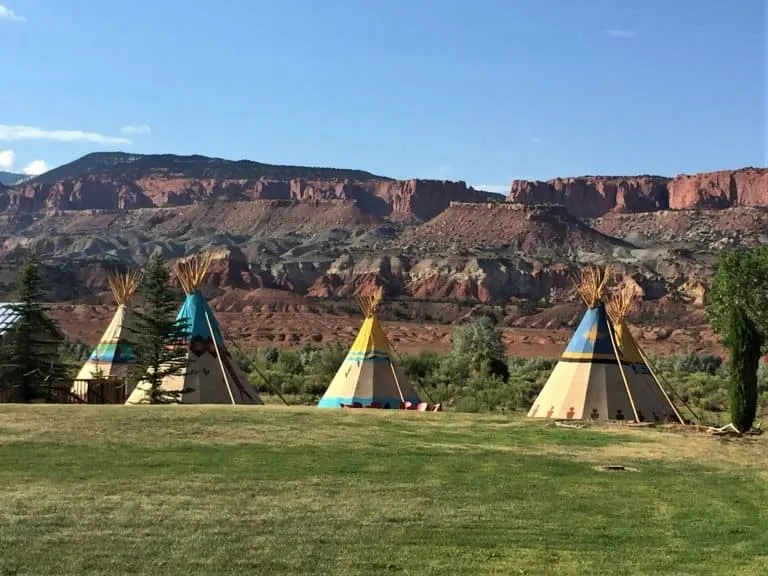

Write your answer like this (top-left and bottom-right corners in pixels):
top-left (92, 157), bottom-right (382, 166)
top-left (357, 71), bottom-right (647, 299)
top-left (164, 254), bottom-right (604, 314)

top-left (0, 378), bottom-right (128, 404)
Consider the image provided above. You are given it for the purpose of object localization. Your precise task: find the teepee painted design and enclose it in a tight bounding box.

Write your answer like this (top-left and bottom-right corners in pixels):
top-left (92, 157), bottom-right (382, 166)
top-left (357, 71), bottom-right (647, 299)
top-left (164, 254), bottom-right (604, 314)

top-left (75, 270), bottom-right (142, 387)
top-left (125, 251), bottom-right (262, 405)
top-left (318, 288), bottom-right (421, 408)
top-left (527, 266), bottom-right (682, 423)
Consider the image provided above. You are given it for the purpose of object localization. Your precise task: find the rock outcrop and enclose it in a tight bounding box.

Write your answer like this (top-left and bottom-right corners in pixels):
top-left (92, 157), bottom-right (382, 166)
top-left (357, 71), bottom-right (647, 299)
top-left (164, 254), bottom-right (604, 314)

top-left (507, 176), bottom-right (670, 218)
top-left (667, 168), bottom-right (768, 210)
top-left (507, 167), bottom-right (768, 217)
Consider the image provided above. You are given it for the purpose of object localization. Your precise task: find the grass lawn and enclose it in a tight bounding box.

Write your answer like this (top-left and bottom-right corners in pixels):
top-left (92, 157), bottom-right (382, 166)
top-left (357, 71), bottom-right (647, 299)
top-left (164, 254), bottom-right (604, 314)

top-left (0, 407), bottom-right (767, 575)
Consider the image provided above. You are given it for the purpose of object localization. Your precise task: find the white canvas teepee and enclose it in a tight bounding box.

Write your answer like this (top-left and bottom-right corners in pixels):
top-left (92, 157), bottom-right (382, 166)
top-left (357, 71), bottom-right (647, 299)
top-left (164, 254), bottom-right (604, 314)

top-left (317, 288), bottom-right (421, 409)
top-left (527, 266), bottom-right (682, 423)
top-left (125, 251), bottom-right (262, 405)
top-left (73, 270), bottom-right (142, 400)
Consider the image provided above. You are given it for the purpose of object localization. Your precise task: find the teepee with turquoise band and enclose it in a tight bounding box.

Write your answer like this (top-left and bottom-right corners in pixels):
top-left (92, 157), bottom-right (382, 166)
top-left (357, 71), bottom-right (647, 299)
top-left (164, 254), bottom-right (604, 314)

top-left (126, 251), bottom-right (262, 405)
top-left (74, 270), bottom-right (142, 399)
top-left (528, 266), bottom-right (682, 423)
top-left (176, 290), bottom-right (225, 349)
top-left (318, 288), bottom-right (421, 409)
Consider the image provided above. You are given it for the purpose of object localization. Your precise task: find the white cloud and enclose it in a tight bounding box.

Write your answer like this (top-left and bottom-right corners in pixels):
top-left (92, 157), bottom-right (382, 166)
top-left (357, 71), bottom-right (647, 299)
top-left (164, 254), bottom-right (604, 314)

top-left (472, 184), bottom-right (509, 194)
top-left (22, 160), bottom-right (48, 176)
top-left (0, 4), bottom-right (24, 22)
top-left (0, 124), bottom-right (131, 145)
top-left (121, 124), bottom-right (151, 135)
top-left (606, 29), bottom-right (636, 39)
top-left (0, 149), bottom-right (15, 171)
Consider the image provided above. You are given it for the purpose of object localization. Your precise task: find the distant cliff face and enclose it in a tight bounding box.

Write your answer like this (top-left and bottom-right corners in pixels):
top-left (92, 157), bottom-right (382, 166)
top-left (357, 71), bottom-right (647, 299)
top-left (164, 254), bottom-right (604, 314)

top-left (287, 178), bottom-right (493, 219)
top-left (8, 173), bottom-right (494, 220)
top-left (667, 168), bottom-right (768, 210)
top-left (507, 168), bottom-right (768, 217)
top-left (507, 176), bottom-right (670, 218)
top-left (10, 153), bottom-right (766, 220)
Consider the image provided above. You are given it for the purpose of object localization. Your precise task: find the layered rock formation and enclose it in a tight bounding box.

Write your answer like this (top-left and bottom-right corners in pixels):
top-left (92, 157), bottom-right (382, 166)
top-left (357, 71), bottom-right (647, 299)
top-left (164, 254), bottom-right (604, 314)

top-left (507, 167), bottom-right (768, 218)
top-left (6, 152), bottom-right (497, 221)
top-left (0, 152), bottom-right (765, 321)
top-left (8, 176), bottom-right (495, 220)
top-left (508, 176), bottom-right (670, 219)
top-left (667, 168), bottom-right (768, 210)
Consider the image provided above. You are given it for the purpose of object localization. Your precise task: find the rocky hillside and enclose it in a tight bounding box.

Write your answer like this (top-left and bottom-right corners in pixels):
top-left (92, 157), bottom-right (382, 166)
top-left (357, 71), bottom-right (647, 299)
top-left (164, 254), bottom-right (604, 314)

top-left (0, 153), bottom-right (765, 326)
top-left (508, 167), bottom-right (768, 218)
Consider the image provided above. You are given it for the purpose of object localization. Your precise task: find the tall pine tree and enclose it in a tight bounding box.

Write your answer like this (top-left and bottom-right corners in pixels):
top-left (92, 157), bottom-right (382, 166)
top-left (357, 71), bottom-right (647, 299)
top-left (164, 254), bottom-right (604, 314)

top-left (2, 256), bottom-right (64, 402)
top-left (128, 253), bottom-right (190, 403)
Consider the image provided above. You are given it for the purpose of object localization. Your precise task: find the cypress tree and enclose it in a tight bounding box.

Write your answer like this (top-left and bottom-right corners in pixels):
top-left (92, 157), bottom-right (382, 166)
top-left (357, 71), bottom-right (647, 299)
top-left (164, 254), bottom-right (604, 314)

top-left (725, 306), bottom-right (763, 432)
top-left (128, 253), bottom-right (189, 403)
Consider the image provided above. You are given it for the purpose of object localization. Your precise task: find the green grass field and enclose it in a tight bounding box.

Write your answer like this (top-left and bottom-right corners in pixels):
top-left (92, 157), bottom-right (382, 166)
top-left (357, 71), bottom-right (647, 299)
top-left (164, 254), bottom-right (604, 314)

top-left (0, 407), bottom-right (766, 575)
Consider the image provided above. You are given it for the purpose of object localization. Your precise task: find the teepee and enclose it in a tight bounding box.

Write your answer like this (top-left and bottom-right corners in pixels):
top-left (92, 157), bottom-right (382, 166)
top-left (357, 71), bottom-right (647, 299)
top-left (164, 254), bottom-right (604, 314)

top-left (73, 270), bottom-right (142, 399)
top-left (125, 251), bottom-right (262, 405)
top-left (317, 287), bottom-right (421, 409)
top-left (527, 266), bottom-right (681, 423)
top-left (605, 284), bottom-right (683, 423)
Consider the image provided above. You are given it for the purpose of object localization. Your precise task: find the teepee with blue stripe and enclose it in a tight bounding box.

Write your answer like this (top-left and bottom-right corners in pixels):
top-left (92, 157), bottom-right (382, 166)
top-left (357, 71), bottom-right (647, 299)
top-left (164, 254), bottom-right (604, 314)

top-left (126, 251), bottom-right (262, 405)
top-left (527, 266), bottom-right (681, 423)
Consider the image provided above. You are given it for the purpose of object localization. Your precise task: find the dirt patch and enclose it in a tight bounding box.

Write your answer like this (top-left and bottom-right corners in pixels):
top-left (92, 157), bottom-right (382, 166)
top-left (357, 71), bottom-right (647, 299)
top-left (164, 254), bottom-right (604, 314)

top-left (48, 305), bottom-right (719, 358)
top-left (594, 464), bottom-right (639, 472)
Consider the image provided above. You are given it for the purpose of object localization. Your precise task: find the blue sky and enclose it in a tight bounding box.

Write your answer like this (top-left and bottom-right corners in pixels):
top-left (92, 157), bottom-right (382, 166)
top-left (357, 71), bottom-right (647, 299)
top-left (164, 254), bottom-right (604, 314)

top-left (0, 0), bottom-right (764, 190)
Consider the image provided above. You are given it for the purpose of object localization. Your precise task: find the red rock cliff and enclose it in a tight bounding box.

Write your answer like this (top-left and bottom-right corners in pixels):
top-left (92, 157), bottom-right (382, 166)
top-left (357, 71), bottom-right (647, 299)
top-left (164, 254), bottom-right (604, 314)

top-left (667, 168), bottom-right (768, 209)
top-left (507, 167), bottom-right (768, 217)
top-left (507, 176), bottom-right (670, 218)
top-left (7, 174), bottom-right (493, 220)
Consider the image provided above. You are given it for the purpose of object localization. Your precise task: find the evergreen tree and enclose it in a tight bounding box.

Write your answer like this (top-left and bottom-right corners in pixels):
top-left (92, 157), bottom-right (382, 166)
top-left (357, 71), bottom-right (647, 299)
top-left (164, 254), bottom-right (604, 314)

top-left (725, 307), bottom-right (763, 431)
top-left (128, 253), bottom-right (189, 403)
top-left (2, 256), bottom-right (64, 402)
top-left (706, 247), bottom-right (768, 430)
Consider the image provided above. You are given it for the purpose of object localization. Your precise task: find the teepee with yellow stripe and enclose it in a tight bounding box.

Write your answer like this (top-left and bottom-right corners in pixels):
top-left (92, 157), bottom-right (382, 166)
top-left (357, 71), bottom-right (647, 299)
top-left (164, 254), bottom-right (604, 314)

top-left (527, 266), bottom-right (682, 423)
top-left (317, 288), bottom-right (421, 409)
